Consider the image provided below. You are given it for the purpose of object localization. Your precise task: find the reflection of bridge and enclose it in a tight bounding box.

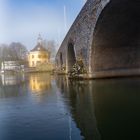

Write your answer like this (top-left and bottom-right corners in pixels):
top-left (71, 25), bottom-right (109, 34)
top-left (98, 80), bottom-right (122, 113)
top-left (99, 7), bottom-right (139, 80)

top-left (56, 76), bottom-right (140, 140)
top-left (56, 0), bottom-right (140, 78)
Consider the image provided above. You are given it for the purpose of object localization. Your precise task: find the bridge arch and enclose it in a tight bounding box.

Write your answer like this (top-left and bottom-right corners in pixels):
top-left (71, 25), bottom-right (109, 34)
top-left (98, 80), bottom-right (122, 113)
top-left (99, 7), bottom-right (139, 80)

top-left (91, 0), bottom-right (140, 75)
top-left (67, 42), bottom-right (76, 72)
top-left (60, 52), bottom-right (63, 69)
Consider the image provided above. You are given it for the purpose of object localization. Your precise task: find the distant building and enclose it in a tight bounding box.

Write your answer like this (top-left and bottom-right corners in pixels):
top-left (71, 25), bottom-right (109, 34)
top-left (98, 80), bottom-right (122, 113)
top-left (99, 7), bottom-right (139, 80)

top-left (28, 35), bottom-right (50, 68)
top-left (1, 60), bottom-right (22, 73)
top-left (1, 61), bottom-right (19, 70)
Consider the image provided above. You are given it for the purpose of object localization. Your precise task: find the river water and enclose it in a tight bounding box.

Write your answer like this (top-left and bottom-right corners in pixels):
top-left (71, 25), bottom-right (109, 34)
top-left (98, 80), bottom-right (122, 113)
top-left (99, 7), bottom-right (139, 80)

top-left (0, 73), bottom-right (140, 140)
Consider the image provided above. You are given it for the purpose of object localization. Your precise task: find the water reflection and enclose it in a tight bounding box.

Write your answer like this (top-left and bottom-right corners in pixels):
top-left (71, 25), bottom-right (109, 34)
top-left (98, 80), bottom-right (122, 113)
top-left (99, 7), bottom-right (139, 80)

top-left (29, 73), bottom-right (51, 93)
top-left (56, 76), bottom-right (140, 140)
top-left (0, 74), bottom-right (25, 86)
top-left (1, 73), bottom-right (140, 140)
top-left (56, 76), bottom-right (101, 140)
top-left (0, 74), bottom-right (26, 98)
top-left (0, 73), bottom-right (82, 140)
top-left (91, 79), bottom-right (140, 140)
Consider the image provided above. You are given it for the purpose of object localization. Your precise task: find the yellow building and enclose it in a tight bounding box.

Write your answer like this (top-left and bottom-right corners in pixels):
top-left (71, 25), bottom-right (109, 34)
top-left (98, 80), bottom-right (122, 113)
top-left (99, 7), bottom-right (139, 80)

top-left (28, 35), bottom-right (50, 68)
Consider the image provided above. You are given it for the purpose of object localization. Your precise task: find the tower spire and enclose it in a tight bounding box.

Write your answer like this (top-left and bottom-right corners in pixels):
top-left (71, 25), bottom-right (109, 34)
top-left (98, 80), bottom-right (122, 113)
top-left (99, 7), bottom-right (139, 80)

top-left (37, 33), bottom-right (42, 45)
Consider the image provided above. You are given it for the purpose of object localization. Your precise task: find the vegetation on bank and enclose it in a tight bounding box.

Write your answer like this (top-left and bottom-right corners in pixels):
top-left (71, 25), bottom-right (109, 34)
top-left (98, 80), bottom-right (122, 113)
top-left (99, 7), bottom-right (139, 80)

top-left (36, 62), bottom-right (54, 72)
top-left (0, 39), bottom-right (57, 72)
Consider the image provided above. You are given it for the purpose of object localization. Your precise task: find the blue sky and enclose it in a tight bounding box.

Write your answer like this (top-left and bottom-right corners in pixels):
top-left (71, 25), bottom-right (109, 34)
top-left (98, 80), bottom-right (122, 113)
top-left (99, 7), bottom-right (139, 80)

top-left (0, 0), bottom-right (86, 50)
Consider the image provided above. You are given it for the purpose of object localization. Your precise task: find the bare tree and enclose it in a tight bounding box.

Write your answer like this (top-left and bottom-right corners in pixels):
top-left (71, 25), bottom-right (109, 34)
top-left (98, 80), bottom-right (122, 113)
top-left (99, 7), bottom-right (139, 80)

top-left (43, 40), bottom-right (57, 60)
top-left (0, 42), bottom-right (28, 68)
top-left (9, 42), bottom-right (28, 60)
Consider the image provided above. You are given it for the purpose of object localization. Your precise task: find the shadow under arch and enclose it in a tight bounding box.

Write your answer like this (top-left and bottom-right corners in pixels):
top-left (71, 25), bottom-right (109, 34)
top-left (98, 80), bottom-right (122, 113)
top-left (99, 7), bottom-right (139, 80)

top-left (67, 42), bottom-right (76, 72)
top-left (91, 0), bottom-right (140, 75)
top-left (60, 52), bottom-right (63, 69)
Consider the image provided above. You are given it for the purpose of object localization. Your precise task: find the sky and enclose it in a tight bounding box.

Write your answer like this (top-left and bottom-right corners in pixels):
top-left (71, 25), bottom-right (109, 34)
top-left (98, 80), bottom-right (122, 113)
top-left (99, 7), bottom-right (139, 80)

top-left (0, 0), bottom-right (86, 50)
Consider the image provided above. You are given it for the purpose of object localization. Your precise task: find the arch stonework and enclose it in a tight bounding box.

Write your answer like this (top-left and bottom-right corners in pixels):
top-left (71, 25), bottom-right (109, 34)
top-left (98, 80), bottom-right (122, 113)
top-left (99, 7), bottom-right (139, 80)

top-left (67, 42), bottom-right (76, 72)
top-left (91, 0), bottom-right (140, 78)
top-left (60, 52), bottom-right (63, 69)
top-left (56, 0), bottom-right (140, 78)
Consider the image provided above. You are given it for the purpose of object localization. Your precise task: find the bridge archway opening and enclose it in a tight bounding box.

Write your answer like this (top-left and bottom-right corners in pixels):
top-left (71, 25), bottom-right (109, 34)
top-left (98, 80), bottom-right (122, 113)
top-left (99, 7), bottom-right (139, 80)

top-left (91, 0), bottom-right (140, 73)
top-left (60, 52), bottom-right (63, 69)
top-left (67, 43), bottom-right (76, 72)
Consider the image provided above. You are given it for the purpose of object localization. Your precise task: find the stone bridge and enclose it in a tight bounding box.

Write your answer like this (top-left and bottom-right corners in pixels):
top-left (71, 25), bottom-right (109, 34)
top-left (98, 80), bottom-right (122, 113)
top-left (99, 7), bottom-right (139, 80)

top-left (55, 0), bottom-right (140, 78)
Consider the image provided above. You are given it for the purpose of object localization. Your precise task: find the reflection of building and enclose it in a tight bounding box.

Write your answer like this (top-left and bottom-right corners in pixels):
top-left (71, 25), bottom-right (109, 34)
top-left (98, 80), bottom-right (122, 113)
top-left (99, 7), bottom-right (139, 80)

top-left (28, 35), bottom-right (50, 68)
top-left (0, 74), bottom-right (25, 86)
top-left (29, 73), bottom-right (51, 92)
top-left (0, 74), bottom-right (26, 98)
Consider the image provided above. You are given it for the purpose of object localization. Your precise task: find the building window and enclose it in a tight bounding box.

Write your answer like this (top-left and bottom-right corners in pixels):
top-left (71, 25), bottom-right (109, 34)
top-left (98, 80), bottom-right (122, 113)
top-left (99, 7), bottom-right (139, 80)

top-left (32, 55), bottom-right (34, 58)
top-left (32, 61), bottom-right (34, 66)
top-left (37, 47), bottom-right (41, 51)
top-left (37, 61), bottom-right (41, 64)
top-left (44, 55), bottom-right (47, 58)
top-left (38, 55), bottom-right (41, 58)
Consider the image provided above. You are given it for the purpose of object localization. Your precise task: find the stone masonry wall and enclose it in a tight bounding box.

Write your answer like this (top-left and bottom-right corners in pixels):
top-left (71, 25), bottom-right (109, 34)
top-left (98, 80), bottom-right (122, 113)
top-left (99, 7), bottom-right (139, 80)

top-left (56, 0), bottom-right (140, 78)
top-left (55, 0), bottom-right (110, 73)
